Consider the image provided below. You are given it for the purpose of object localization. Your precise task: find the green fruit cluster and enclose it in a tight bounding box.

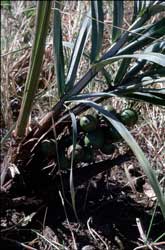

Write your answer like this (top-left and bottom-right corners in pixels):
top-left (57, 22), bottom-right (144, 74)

top-left (40, 107), bottom-right (138, 169)
top-left (80, 112), bottom-right (117, 155)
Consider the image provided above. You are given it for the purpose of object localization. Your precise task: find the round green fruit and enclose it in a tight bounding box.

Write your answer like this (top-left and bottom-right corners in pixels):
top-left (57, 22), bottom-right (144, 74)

top-left (99, 105), bottom-right (119, 124)
top-left (104, 105), bottom-right (116, 114)
top-left (84, 129), bottom-right (104, 149)
top-left (67, 144), bottom-right (84, 162)
top-left (120, 108), bottom-right (138, 126)
top-left (100, 143), bottom-right (116, 155)
top-left (98, 104), bottom-right (116, 117)
top-left (80, 114), bottom-right (98, 132)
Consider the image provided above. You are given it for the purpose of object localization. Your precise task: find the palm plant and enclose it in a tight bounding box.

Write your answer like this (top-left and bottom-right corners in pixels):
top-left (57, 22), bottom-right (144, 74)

top-left (8, 0), bottom-right (165, 219)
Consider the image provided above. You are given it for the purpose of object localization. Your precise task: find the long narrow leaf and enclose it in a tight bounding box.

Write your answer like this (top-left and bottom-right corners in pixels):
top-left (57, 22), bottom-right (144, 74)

top-left (125, 92), bottom-right (165, 106)
top-left (132, 0), bottom-right (139, 21)
top-left (91, 0), bottom-right (104, 62)
top-left (133, 1), bottom-right (165, 22)
top-left (118, 18), bottom-right (165, 55)
top-left (53, 12), bottom-right (164, 105)
top-left (53, 1), bottom-right (65, 97)
top-left (117, 77), bottom-right (165, 94)
top-left (112, 0), bottom-right (124, 42)
top-left (134, 0), bottom-right (148, 16)
top-left (68, 92), bottom-right (115, 101)
top-left (114, 58), bottom-right (132, 85)
top-left (67, 76), bottom-right (165, 107)
top-left (15, 1), bottom-right (51, 138)
top-left (101, 68), bottom-right (113, 86)
top-left (94, 52), bottom-right (165, 72)
top-left (68, 92), bottom-right (165, 106)
top-left (65, 11), bottom-right (91, 90)
top-left (123, 67), bottom-right (165, 85)
top-left (101, 3), bottom-right (165, 61)
top-left (68, 84), bottom-right (165, 105)
top-left (69, 112), bottom-right (79, 221)
top-left (115, 40), bottom-right (165, 85)
top-left (68, 100), bottom-right (165, 219)
top-left (141, 88), bottom-right (165, 97)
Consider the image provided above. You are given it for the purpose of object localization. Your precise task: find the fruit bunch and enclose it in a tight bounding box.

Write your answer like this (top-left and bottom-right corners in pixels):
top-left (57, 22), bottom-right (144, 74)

top-left (40, 106), bottom-right (138, 169)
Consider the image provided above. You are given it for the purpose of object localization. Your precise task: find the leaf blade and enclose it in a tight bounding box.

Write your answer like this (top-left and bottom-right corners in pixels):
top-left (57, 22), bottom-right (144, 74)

top-left (69, 111), bottom-right (79, 221)
top-left (94, 52), bottom-right (165, 72)
top-left (65, 11), bottom-right (91, 90)
top-left (15, 1), bottom-right (51, 137)
top-left (53, 1), bottom-right (65, 97)
top-left (91, 0), bottom-right (104, 62)
top-left (112, 0), bottom-right (124, 42)
top-left (118, 18), bottom-right (165, 55)
top-left (124, 92), bottom-right (165, 106)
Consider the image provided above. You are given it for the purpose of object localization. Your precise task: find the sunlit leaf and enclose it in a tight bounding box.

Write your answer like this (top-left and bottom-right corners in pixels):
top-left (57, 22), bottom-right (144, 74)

top-left (65, 11), bottom-right (91, 91)
top-left (15, 1), bottom-right (51, 137)
top-left (94, 52), bottom-right (165, 72)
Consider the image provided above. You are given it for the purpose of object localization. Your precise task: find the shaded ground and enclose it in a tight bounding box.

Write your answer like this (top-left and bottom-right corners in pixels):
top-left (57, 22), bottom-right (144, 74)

top-left (1, 154), bottom-right (165, 250)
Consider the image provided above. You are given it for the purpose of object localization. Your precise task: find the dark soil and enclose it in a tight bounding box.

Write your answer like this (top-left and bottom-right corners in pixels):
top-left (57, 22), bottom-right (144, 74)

top-left (1, 151), bottom-right (165, 250)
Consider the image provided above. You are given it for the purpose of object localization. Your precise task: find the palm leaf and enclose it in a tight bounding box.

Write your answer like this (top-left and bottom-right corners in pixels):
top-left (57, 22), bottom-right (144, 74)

top-left (142, 88), bottom-right (165, 97)
top-left (125, 92), bottom-right (165, 106)
top-left (67, 50), bottom-right (164, 105)
top-left (69, 111), bottom-right (79, 221)
top-left (68, 87), bottom-right (165, 107)
top-left (115, 40), bottom-right (165, 85)
top-left (118, 18), bottom-right (165, 55)
top-left (65, 11), bottom-right (91, 91)
top-left (133, 1), bottom-right (165, 21)
top-left (91, 0), bottom-right (104, 63)
top-left (114, 58), bottom-right (132, 85)
top-left (53, 1), bottom-right (65, 97)
top-left (94, 52), bottom-right (165, 72)
top-left (112, 0), bottom-right (124, 42)
top-left (15, 1), bottom-right (51, 137)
